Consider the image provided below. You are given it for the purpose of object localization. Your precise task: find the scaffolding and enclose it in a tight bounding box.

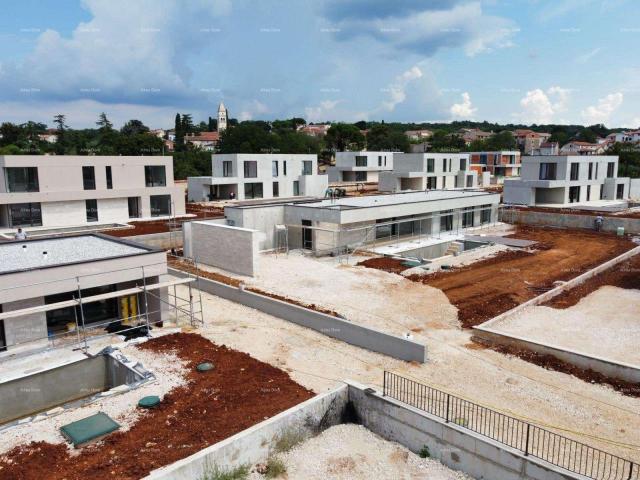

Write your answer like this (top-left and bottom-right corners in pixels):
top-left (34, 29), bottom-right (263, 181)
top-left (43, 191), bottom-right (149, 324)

top-left (0, 261), bottom-right (204, 357)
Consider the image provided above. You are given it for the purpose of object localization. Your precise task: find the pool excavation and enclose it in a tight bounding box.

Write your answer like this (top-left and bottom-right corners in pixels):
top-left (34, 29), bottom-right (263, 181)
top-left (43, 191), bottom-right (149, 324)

top-left (0, 346), bottom-right (153, 429)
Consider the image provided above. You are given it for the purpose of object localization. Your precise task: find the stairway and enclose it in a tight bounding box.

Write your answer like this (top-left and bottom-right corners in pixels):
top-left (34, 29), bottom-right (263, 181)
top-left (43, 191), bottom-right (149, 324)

top-left (444, 241), bottom-right (463, 256)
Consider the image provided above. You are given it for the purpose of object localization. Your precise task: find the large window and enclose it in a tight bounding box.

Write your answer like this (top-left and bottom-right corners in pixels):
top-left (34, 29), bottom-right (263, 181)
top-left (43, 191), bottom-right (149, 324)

top-left (570, 162), bottom-right (579, 181)
top-left (272, 160), bottom-right (279, 177)
top-left (426, 177), bottom-right (437, 189)
top-left (427, 158), bottom-right (434, 173)
top-left (293, 180), bottom-right (300, 196)
top-left (302, 160), bottom-right (313, 175)
top-left (82, 166), bottom-right (96, 190)
top-left (145, 165), bottom-right (167, 187)
top-left (9, 203), bottom-right (42, 227)
top-left (223, 161), bottom-right (233, 177)
top-left (85, 199), bottom-right (98, 222)
top-left (607, 162), bottom-right (615, 178)
top-left (480, 204), bottom-right (491, 224)
top-left (440, 210), bottom-right (453, 231)
top-left (355, 156), bottom-right (367, 167)
top-left (106, 166), bottom-right (113, 189)
top-left (462, 209), bottom-right (474, 228)
top-left (5, 167), bottom-right (39, 192)
top-left (150, 194), bottom-right (171, 216)
top-left (243, 161), bottom-right (257, 178)
top-left (272, 181), bottom-right (279, 197)
top-left (355, 171), bottom-right (367, 181)
top-left (539, 162), bottom-right (557, 180)
top-left (459, 158), bottom-right (467, 171)
top-left (128, 197), bottom-right (140, 218)
top-left (244, 182), bottom-right (263, 199)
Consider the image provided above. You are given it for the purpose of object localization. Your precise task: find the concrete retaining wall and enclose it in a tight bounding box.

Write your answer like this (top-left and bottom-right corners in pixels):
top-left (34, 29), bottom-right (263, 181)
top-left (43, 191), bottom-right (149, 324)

top-left (507, 209), bottom-right (640, 234)
top-left (473, 246), bottom-right (640, 384)
top-left (169, 267), bottom-right (426, 362)
top-left (348, 381), bottom-right (586, 480)
top-left (189, 221), bottom-right (262, 276)
top-left (144, 385), bottom-right (348, 480)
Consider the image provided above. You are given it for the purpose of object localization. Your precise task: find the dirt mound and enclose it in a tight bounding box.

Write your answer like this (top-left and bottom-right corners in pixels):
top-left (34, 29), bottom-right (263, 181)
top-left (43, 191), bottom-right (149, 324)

top-left (357, 257), bottom-right (411, 274)
top-left (0, 333), bottom-right (313, 480)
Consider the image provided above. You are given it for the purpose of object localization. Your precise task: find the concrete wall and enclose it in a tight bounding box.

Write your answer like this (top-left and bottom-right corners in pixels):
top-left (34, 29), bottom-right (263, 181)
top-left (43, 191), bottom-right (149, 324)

top-left (348, 381), bottom-right (586, 480)
top-left (507, 209), bottom-right (640, 234)
top-left (169, 268), bottom-right (427, 362)
top-left (189, 221), bottom-right (261, 276)
top-left (1, 297), bottom-right (47, 348)
top-left (629, 178), bottom-right (640, 200)
top-left (124, 231), bottom-right (184, 250)
top-left (144, 385), bottom-right (349, 480)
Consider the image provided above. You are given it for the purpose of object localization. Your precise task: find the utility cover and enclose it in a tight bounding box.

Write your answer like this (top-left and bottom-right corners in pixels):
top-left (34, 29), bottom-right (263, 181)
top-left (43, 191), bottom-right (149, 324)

top-left (60, 412), bottom-right (120, 447)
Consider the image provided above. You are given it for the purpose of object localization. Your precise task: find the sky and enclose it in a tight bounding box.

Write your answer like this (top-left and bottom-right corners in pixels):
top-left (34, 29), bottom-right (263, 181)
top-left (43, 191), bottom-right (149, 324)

top-left (0, 0), bottom-right (639, 129)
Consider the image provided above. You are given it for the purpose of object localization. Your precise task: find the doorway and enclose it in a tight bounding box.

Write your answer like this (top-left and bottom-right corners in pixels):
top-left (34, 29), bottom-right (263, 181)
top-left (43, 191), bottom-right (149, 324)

top-left (568, 186), bottom-right (581, 203)
top-left (302, 220), bottom-right (313, 250)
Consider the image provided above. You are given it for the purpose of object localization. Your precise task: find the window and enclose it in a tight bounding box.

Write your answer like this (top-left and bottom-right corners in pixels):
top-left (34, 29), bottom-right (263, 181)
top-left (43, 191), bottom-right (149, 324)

top-left (442, 176), bottom-right (446, 188)
top-left (595, 162), bottom-right (599, 179)
top-left (8, 203), bottom-right (42, 227)
top-left (466, 175), bottom-right (473, 188)
top-left (223, 161), bottom-right (233, 177)
top-left (355, 171), bottom-right (367, 181)
top-left (243, 161), bottom-right (257, 178)
top-left (462, 209), bottom-right (474, 228)
top-left (272, 182), bottom-right (279, 197)
top-left (588, 162), bottom-right (593, 180)
top-left (442, 158), bottom-right (447, 172)
top-left (539, 163), bottom-right (557, 180)
top-left (617, 183), bottom-right (625, 200)
top-left (426, 177), bottom-right (437, 189)
top-left (5, 167), bottom-right (39, 192)
top-left (272, 160), bottom-right (279, 177)
top-left (283, 161), bottom-right (287, 175)
top-left (144, 165), bottom-right (166, 187)
top-left (85, 199), bottom-right (98, 222)
top-left (150, 194), bottom-right (171, 216)
top-left (244, 182), bottom-right (263, 199)
top-left (459, 158), bottom-right (466, 171)
top-left (355, 156), bottom-right (367, 167)
top-left (448, 158), bottom-right (452, 172)
top-left (302, 161), bottom-right (313, 175)
top-left (293, 180), bottom-right (300, 196)
top-left (607, 162), bottom-right (615, 178)
top-left (106, 166), bottom-right (113, 189)
top-left (480, 205), bottom-right (491, 224)
top-left (378, 156), bottom-right (382, 167)
top-left (587, 185), bottom-right (591, 201)
top-left (440, 210), bottom-right (453, 231)
top-left (82, 166), bottom-right (96, 190)
top-left (570, 162), bottom-right (579, 181)
top-left (128, 197), bottom-right (140, 218)
top-left (427, 158), bottom-right (435, 173)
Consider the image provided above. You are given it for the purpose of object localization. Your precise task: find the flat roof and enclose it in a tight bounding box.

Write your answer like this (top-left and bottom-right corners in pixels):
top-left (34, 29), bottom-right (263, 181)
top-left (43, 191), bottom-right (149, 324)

top-left (0, 234), bottom-right (156, 275)
top-left (301, 189), bottom-right (497, 210)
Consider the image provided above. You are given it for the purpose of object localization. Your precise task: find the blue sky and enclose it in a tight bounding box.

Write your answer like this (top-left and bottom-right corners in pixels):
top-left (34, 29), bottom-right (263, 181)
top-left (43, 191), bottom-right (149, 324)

top-left (0, 0), bottom-right (638, 129)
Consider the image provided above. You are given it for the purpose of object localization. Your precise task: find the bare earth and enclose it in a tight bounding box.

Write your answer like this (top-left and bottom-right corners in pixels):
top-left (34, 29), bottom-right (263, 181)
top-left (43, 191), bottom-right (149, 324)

top-left (489, 286), bottom-right (640, 366)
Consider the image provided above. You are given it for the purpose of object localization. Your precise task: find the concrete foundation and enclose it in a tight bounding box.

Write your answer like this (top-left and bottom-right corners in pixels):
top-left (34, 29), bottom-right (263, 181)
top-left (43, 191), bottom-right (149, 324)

top-left (505, 208), bottom-right (640, 234)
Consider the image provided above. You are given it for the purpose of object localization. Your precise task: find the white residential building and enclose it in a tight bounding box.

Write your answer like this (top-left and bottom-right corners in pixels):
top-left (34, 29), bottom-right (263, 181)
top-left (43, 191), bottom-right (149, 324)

top-left (378, 153), bottom-right (477, 192)
top-left (0, 155), bottom-right (185, 230)
top-left (559, 141), bottom-right (607, 155)
top-left (503, 155), bottom-right (630, 206)
top-left (327, 151), bottom-right (395, 183)
top-left (187, 153), bottom-right (328, 202)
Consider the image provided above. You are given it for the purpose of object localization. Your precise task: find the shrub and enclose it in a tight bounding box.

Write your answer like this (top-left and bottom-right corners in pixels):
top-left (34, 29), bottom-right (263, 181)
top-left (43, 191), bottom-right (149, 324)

top-left (265, 457), bottom-right (287, 479)
top-left (200, 464), bottom-right (249, 480)
top-left (419, 445), bottom-right (431, 458)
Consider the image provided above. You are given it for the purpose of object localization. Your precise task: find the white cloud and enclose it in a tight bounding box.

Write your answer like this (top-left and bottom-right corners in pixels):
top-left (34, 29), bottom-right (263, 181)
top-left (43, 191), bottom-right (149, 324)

top-left (581, 92), bottom-right (624, 125)
top-left (575, 47), bottom-right (601, 64)
top-left (238, 100), bottom-right (269, 121)
top-left (518, 86), bottom-right (572, 123)
top-left (380, 66), bottom-right (423, 112)
top-left (304, 100), bottom-right (342, 123)
top-left (450, 92), bottom-right (476, 119)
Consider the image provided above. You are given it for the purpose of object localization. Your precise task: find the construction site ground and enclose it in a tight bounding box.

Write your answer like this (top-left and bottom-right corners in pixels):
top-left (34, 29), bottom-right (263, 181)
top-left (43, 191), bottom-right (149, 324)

top-left (248, 424), bottom-right (470, 480)
top-left (0, 333), bottom-right (313, 480)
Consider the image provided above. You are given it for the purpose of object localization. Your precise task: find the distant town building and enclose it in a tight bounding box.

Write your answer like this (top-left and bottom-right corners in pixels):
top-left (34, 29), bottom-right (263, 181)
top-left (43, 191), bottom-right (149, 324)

top-left (409, 142), bottom-right (431, 153)
top-left (297, 124), bottom-right (331, 138)
top-left (327, 151), bottom-right (395, 183)
top-left (457, 128), bottom-right (493, 145)
top-left (187, 154), bottom-right (328, 202)
top-left (559, 141), bottom-right (607, 156)
top-left (37, 129), bottom-right (58, 144)
top-left (184, 131), bottom-right (220, 152)
top-left (504, 155), bottom-right (630, 206)
top-left (512, 129), bottom-right (552, 155)
top-left (532, 142), bottom-right (559, 156)
top-left (149, 129), bottom-right (166, 139)
top-left (404, 129), bottom-right (433, 141)
top-left (606, 130), bottom-right (640, 144)
top-left (468, 151), bottom-right (521, 177)
top-left (217, 102), bottom-right (228, 132)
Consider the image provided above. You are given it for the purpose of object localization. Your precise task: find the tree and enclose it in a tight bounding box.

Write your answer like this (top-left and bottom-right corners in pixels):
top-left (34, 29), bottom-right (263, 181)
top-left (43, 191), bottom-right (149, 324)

top-left (96, 112), bottom-right (113, 132)
top-left (121, 119), bottom-right (149, 136)
top-left (607, 142), bottom-right (640, 178)
top-left (208, 116), bottom-right (217, 131)
top-left (174, 113), bottom-right (184, 152)
top-left (181, 114), bottom-right (194, 134)
top-left (53, 114), bottom-right (68, 154)
top-left (366, 124), bottom-right (410, 152)
top-left (0, 122), bottom-right (21, 146)
top-left (579, 128), bottom-right (597, 143)
top-left (325, 123), bottom-right (365, 151)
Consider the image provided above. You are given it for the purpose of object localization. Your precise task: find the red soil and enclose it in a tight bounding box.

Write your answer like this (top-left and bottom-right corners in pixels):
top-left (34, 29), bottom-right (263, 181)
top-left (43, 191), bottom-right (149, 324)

top-left (0, 333), bottom-right (313, 480)
top-left (357, 257), bottom-right (411, 274)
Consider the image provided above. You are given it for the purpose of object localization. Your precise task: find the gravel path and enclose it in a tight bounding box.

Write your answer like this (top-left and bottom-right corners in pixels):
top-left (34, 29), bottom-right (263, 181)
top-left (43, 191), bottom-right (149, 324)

top-left (249, 424), bottom-right (472, 479)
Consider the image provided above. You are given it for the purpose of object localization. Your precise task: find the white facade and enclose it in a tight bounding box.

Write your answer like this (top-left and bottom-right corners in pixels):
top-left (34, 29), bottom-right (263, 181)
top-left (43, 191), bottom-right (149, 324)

top-left (0, 155), bottom-right (185, 230)
top-left (217, 103), bottom-right (228, 132)
top-left (327, 151), bottom-right (395, 183)
top-left (503, 155), bottom-right (630, 206)
top-left (379, 153), bottom-right (477, 193)
top-left (187, 153), bottom-right (328, 202)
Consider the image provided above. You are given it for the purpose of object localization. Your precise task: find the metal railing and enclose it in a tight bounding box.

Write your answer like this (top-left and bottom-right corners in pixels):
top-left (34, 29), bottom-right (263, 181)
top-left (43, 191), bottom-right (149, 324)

top-left (383, 372), bottom-right (638, 480)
